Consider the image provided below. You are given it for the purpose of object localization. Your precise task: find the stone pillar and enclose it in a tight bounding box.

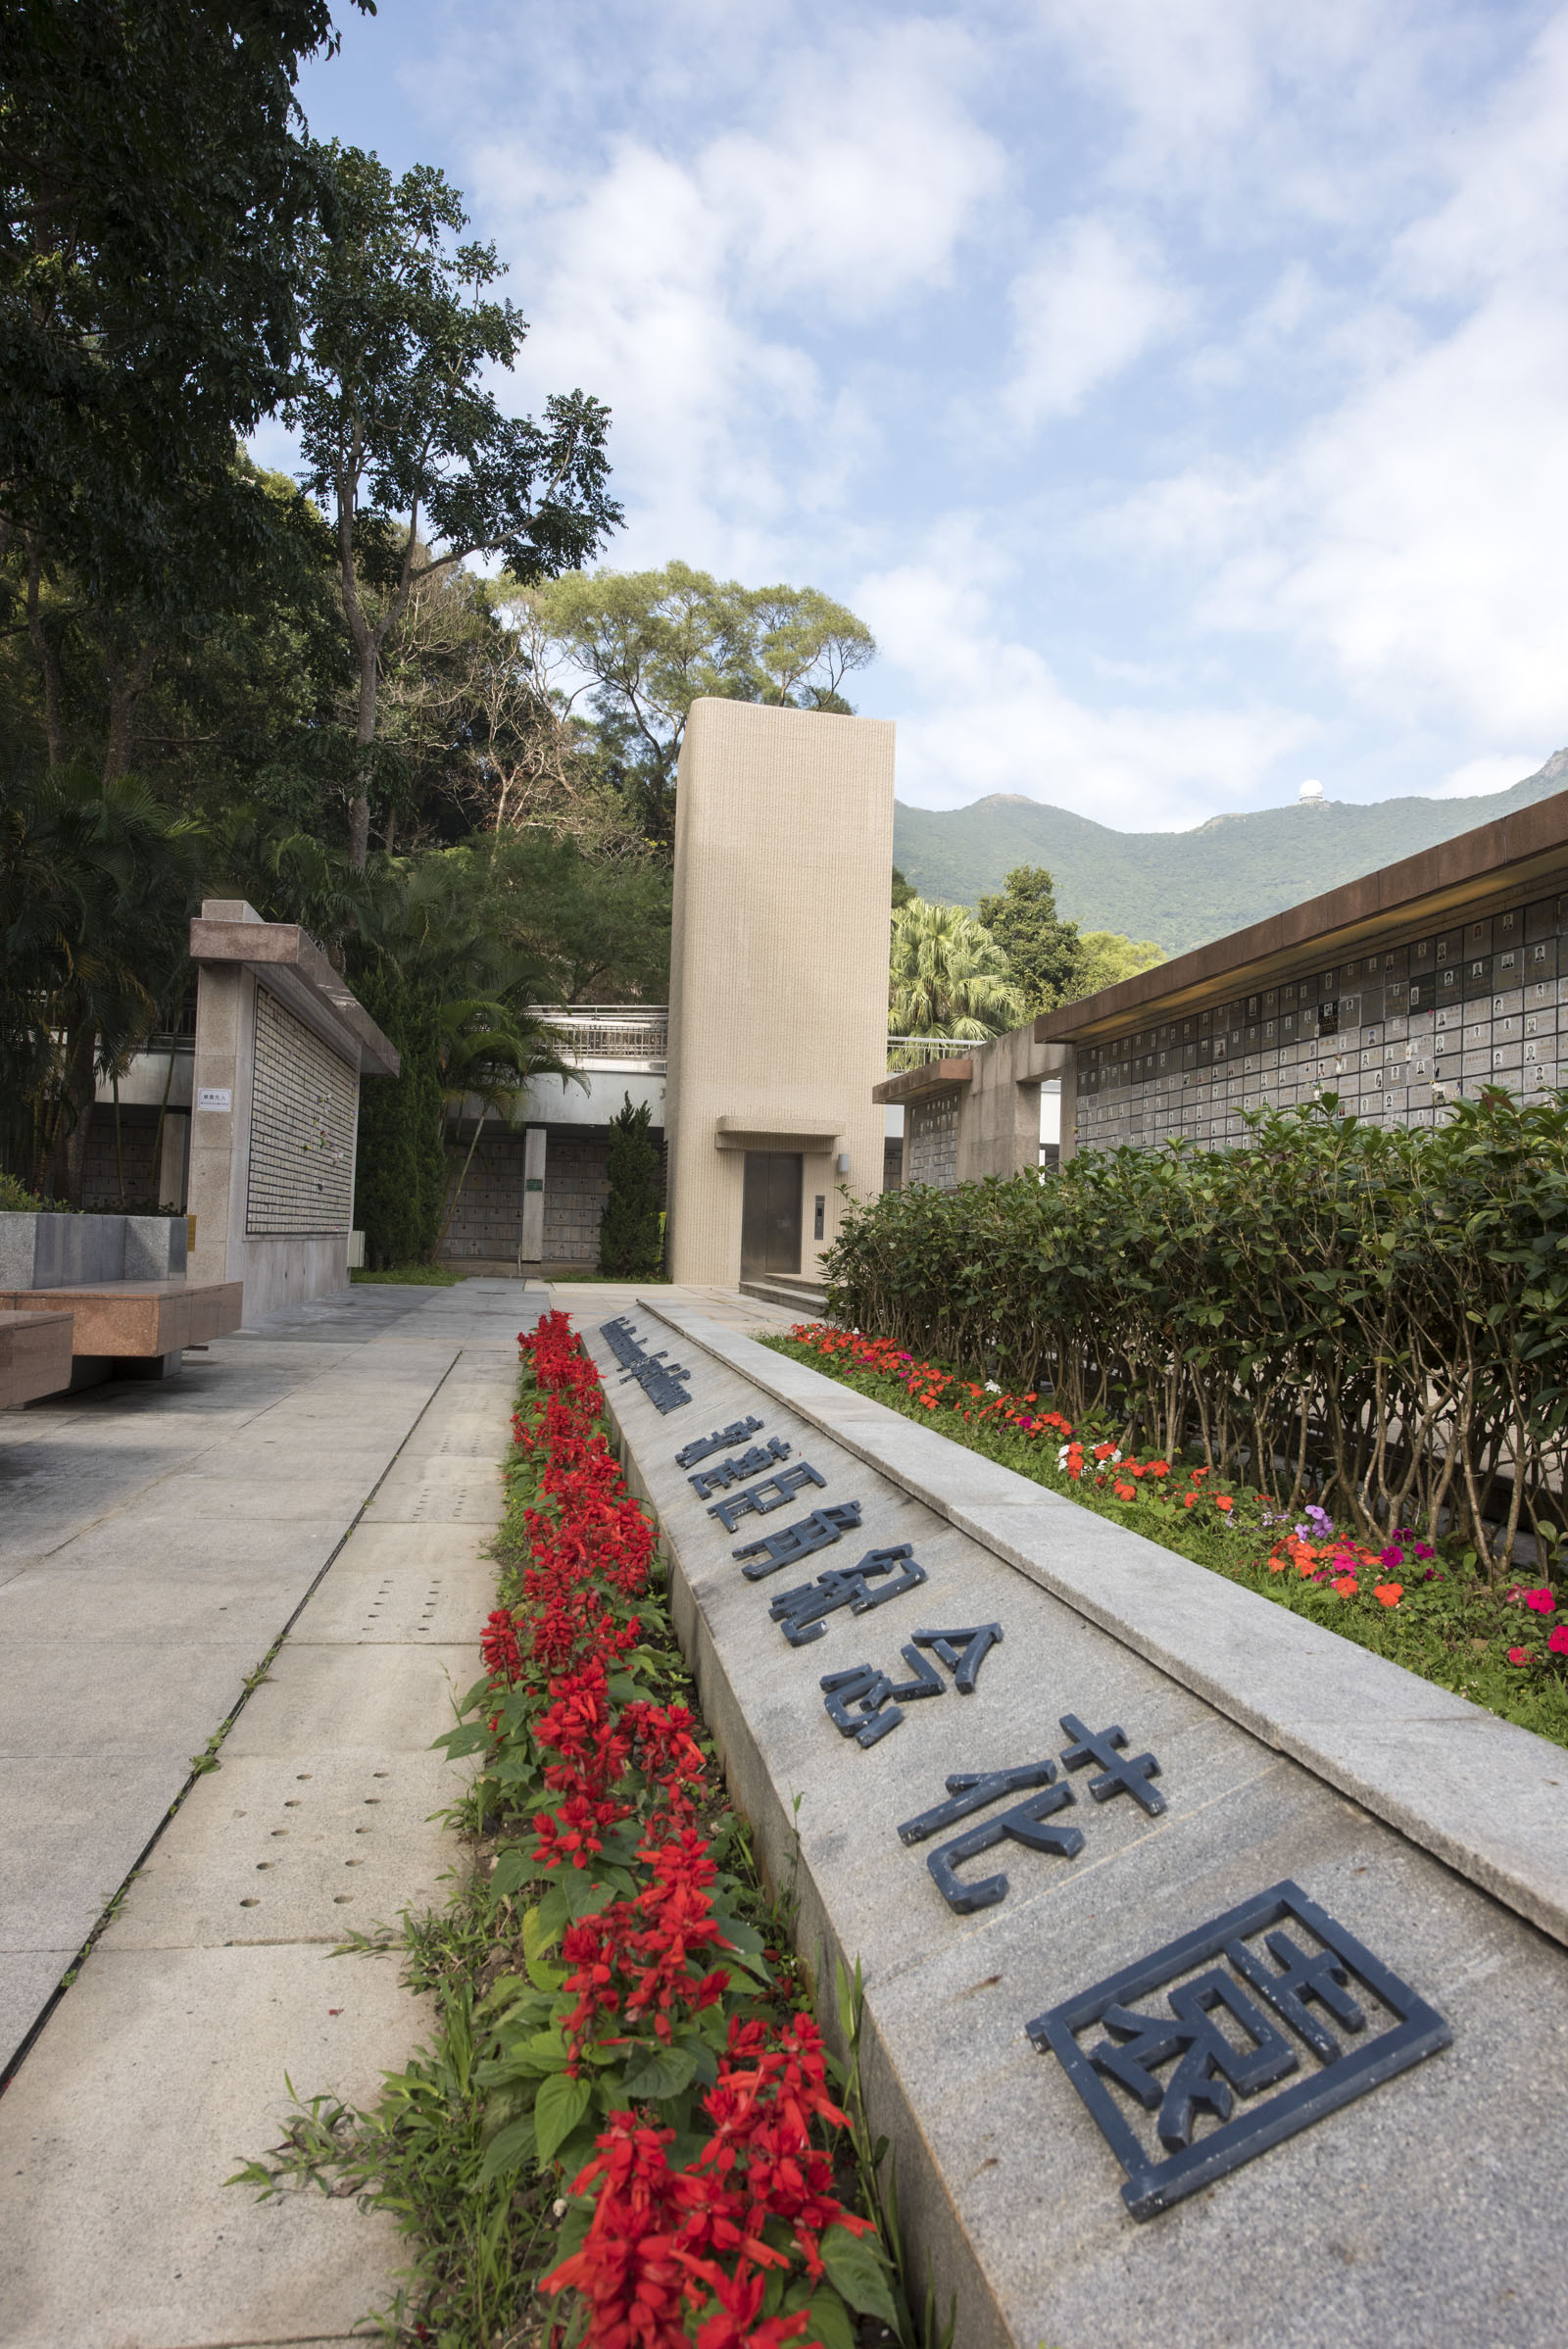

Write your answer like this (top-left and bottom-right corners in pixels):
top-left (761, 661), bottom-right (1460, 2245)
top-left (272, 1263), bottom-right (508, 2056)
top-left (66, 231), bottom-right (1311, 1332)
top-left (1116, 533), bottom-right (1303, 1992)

top-left (519, 1126), bottom-right (547, 1264)
top-left (664, 701), bottom-right (895, 1285)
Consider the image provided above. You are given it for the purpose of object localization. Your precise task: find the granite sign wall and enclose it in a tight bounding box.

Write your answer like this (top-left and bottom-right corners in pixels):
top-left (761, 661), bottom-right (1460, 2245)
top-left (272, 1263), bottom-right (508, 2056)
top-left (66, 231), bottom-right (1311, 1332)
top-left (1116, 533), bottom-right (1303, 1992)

top-left (587, 1300), bottom-right (1568, 2348)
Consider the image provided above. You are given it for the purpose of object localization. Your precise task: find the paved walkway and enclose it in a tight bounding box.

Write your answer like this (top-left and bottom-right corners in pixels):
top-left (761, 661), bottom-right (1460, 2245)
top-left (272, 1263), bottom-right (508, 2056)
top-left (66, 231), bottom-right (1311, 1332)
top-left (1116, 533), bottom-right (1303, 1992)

top-left (0, 1274), bottom-right (796, 2349)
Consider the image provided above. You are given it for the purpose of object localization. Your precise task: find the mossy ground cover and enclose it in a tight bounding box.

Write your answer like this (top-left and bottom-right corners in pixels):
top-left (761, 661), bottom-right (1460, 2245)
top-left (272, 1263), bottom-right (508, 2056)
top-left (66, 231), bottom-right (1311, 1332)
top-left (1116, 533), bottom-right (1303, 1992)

top-left (765, 1328), bottom-right (1568, 1757)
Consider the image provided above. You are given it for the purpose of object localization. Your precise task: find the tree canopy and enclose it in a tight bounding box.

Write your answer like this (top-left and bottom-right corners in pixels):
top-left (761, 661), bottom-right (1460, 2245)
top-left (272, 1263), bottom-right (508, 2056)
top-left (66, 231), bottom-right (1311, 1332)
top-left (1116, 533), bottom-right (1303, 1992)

top-left (524, 562), bottom-right (876, 842)
top-left (976, 863), bottom-right (1165, 1013)
top-left (888, 898), bottom-right (1023, 1041)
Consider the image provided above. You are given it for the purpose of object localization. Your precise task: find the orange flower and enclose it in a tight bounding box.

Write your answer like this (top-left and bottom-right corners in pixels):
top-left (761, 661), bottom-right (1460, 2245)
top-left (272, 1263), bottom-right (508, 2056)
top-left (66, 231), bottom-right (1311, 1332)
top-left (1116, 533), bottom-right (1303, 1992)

top-left (1332, 1574), bottom-right (1358, 1596)
top-left (1183, 1493), bottom-right (1198, 1509)
top-left (1215, 1495), bottom-right (1233, 1513)
top-left (1114, 1481), bottom-right (1135, 1501)
top-left (1268, 1555), bottom-right (1288, 1575)
top-left (1373, 1582), bottom-right (1403, 1608)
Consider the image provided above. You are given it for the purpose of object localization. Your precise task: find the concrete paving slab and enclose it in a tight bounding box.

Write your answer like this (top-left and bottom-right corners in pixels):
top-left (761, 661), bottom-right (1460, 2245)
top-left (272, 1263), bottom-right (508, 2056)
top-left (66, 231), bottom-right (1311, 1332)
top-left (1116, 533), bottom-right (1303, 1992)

top-left (360, 1464), bottom-right (505, 1525)
top-left (288, 1557), bottom-right (499, 1647)
top-left (25, 1513), bottom-right (349, 1578)
top-left (594, 1307), bottom-right (1568, 2349)
top-left (310, 1520), bottom-right (495, 1573)
top-left (0, 1560), bottom-right (340, 1651)
top-left (0, 1951), bottom-right (74, 2069)
top-left (0, 1943), bottom-right (428, 2349)
top-left (220, 1643), bottom-right (480, 1756)
top-left (0, 1641), bottom-right (265, 1758)
top-left (109, 1750), bottom-right (463, 1947)
top-left (119, 1472), bottom-right (374, 1522)
top-left (0, 1754), bottom-right (193, 1950)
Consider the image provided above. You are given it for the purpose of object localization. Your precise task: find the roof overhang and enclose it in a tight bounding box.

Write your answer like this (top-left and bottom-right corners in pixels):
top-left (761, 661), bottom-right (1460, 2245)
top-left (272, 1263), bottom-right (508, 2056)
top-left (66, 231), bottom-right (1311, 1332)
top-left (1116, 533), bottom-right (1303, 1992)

top-left (871, 1057), bottom-right (974, 1105)
top-left (713, 1113), bottom-right (842, 1152)
top-left (1033, 785), bottom-right (1568, 1047)
top-left (190, 915), bottom-right (400, 1077)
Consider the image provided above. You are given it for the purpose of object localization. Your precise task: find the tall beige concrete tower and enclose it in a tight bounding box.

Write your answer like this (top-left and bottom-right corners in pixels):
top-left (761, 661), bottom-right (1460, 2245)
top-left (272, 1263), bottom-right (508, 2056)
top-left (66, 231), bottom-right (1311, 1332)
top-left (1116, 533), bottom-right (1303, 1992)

top-left (664, 699), bottom-right (895, 1286)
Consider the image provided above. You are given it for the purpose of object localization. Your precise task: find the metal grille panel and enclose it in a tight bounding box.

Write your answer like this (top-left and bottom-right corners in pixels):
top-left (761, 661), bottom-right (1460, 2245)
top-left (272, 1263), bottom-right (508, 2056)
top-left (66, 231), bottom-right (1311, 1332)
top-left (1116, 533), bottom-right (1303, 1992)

top-left (247, 987), bottom-right (357, 1236)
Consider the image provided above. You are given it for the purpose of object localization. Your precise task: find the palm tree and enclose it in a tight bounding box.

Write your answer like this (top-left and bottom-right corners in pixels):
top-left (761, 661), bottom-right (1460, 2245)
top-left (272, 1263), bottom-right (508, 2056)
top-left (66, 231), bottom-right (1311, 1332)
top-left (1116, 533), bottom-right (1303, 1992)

top-left (888, 898), bottom-right (1024, 1041)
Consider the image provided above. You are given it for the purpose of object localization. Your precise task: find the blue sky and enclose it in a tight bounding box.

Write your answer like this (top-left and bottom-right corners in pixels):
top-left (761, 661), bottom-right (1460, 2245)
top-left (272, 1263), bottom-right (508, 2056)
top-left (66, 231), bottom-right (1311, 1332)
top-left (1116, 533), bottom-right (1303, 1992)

top-left (269, 0), bottom-right (1568, 830)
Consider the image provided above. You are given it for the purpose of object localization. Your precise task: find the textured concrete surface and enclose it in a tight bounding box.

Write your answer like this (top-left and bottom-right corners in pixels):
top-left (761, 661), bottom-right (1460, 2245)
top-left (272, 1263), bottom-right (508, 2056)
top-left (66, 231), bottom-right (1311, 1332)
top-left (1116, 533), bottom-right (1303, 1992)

top-left (646, 1297), bottom-right (1568, 1955)
top-left (0, 1277), bottom-right (531, 2348)
top-left (590, 1303), bottom-right (1568, 2349)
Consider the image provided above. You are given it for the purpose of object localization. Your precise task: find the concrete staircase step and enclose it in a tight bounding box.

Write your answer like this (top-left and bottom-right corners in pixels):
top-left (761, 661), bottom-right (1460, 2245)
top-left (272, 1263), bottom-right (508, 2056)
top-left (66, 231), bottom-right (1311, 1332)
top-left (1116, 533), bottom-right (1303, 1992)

top-left (737, 1276), bottom-right (828, 1318)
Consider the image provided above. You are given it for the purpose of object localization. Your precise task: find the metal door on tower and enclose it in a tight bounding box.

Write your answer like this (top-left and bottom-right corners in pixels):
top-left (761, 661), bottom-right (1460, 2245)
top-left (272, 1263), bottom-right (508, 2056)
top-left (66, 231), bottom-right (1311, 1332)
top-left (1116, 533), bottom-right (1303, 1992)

top-left (740, 1152), bottom-right (803, 1276)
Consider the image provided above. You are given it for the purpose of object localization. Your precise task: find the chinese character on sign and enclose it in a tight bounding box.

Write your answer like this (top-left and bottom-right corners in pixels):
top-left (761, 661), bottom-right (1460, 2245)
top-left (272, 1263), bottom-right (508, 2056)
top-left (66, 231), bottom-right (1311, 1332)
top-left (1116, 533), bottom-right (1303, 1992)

top-left (1026, 1879), bottom-right (1450, 2219)
top-left (675, 1417), bottom-right (764, 1469)
top-left (707, 1462), bottom-right (826, 1533)
top-left (688, 1438), bottom-right (792, 1498)
top-left (896, 1715), bottom-right (1166, 1911)
top-left (897, 1760), bottom-right (1083, 1913)
top-left (731, 1501), bottom-right (864, 1580)
top-left (819, 1623), bottom-right (1004, 1749)
top-left (767, 1544), bottom-right (927, 1646)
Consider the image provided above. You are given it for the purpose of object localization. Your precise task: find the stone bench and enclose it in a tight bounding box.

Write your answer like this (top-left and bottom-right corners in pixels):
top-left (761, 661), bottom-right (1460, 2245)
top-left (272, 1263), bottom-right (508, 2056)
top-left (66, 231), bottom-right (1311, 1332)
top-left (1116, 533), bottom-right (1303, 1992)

top-left (0, 1309), bottom-right (74, 1408)
top-left (0, 1280), bottom-right (244, 1390)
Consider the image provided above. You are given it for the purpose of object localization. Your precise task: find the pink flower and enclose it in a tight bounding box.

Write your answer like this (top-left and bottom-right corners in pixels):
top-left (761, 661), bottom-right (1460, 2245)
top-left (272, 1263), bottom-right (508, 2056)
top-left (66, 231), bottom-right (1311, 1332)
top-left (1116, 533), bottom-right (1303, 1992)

top-left (1523, 1587), bottom-right (1556, 1614)
top-left (1413, 1542), bottom-right (1435, 1560)
top-left (1379, 1546), bottom-right (1404, 1568)
top-left (1507, 1646), bottom-right (1534, 1667)
top-left (1548, 1626), bottom-right (1568, 1657)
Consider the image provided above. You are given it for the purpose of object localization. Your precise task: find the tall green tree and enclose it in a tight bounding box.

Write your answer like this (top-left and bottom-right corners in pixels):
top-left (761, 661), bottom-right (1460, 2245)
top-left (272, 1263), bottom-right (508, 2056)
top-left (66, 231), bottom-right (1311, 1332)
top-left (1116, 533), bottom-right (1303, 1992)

top-left (0, 765), bottom-right (204, 1197)
top-left (598, 1093), bottom-right (663, 1278)
top-left (975, 864), bottom-right (1087, 1015)
top-left (526, 562), bottom-right (876, 843)
top-left (888, 898), bottom-right (1022, 1041)
top-left (1, 0), bottom-right (356, 759)
top-left (289, 144), bottom-right (622, 868)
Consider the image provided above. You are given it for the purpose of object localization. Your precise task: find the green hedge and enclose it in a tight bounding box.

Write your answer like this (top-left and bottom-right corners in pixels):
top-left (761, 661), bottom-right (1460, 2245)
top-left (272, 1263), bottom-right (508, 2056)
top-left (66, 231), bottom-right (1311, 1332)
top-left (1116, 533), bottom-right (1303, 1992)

top-left (826, 1092), bottom-right (1568, 1571)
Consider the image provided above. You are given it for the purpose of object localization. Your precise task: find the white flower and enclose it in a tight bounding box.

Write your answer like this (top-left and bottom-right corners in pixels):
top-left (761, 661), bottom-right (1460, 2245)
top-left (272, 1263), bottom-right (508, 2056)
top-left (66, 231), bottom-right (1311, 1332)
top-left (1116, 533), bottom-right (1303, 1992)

top-left (984, 1380), bottom-right (1001, 1393)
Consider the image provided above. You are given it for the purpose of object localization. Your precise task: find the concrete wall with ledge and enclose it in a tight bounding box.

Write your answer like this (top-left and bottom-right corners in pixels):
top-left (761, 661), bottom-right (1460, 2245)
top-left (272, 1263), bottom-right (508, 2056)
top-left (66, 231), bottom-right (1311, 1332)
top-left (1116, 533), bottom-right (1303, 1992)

top-left (186, 902), bottom-right (399, 1316)
top-left (875, 1025), bottom-right (1074, 1189)
top-left (590, 1296), bottom-right (1568, 2349)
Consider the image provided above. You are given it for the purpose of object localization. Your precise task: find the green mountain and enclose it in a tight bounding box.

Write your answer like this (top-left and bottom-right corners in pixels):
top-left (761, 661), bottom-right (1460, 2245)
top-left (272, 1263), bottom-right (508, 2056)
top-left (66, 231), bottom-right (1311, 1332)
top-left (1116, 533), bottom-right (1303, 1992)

top-left (892, 751), bottom-right (1568, 957)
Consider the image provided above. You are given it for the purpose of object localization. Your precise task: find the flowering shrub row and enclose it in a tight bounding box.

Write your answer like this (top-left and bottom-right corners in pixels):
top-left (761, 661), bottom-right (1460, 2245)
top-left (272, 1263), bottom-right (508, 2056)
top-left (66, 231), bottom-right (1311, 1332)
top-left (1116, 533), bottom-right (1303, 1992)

top-left (822, 1092), bottom-right (1568, 1572)
top-left (440, 1311), bottom-right (897, 2349)
top-left (774, 1323), bottom-right (1568, 1742)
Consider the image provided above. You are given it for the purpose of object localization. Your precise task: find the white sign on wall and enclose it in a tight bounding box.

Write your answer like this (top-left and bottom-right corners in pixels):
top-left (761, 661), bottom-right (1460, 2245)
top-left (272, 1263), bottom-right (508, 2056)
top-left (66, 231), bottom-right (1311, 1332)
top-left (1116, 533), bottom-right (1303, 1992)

top-left (197, 1087), bottom-right (232, 1112)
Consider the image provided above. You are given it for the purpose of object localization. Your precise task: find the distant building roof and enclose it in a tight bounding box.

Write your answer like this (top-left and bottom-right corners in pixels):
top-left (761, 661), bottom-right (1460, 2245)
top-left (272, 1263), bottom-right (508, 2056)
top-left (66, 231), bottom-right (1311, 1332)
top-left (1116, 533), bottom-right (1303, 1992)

top-left (1035, 785), bottom-right (1568, 1045)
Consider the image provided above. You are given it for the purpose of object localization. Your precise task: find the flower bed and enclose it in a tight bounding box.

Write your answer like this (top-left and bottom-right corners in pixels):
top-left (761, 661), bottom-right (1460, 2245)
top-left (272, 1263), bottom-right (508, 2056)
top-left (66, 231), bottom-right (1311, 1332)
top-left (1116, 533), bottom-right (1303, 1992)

top-left (770, 1324), bottom-right (1568, 1756)
top-left (460, 1310), bottom-right (894, 2349)
top-left (237, 1312), bottom-right (903, 2349)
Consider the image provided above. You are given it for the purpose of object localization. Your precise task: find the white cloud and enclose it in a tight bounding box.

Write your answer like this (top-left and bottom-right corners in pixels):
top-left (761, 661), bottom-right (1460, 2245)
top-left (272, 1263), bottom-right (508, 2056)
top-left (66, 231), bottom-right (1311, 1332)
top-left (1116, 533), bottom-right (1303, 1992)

top-left (858, 556), bottom-right (1309, 829)
top-left (1004, 217), bottom-right (1187, 429)
top-left (467, 20), bottom-right (1004, 572)
top-left (1435, 752), bottom-right (1544, 798)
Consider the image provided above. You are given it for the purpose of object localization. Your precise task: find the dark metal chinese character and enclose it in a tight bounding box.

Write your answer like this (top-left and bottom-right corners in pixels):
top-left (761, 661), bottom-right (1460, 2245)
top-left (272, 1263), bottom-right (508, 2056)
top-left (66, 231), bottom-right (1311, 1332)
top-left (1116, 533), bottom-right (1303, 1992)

top-left (597, 1318), bottom-right (694, 1414)
top-left (820, 1646), bottom-right (944, 1748)
top-left (897, 1762), bottom-right (1083, 1912)
top-left (732, 1501), bottom-right (864, 1580)
top-left (910, 1623), bottom-right (1003, 1694)
top-left (1026, 1880), bottom-right (1451, 2219)
top-left (675, 1417), bottom-right (763, 1469)
top-left (767, 1544), bottom-right (927, 1645)
top-left (818, 1624), bottom-right (1003, 1751)
top-left (1058, 1713), bottom-right (1165, 1816)
top-left (688, 1437), bottom-right (792, 1498)
top-left (707, 1463), bottom-right (826, 1534)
